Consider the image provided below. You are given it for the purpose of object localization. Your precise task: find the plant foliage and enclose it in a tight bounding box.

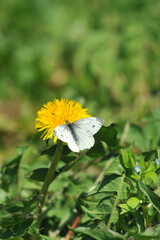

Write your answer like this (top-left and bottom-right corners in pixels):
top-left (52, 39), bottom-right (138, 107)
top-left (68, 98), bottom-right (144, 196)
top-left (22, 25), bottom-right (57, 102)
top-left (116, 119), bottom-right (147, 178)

top-left (1, 108), bottom-right (160, 239)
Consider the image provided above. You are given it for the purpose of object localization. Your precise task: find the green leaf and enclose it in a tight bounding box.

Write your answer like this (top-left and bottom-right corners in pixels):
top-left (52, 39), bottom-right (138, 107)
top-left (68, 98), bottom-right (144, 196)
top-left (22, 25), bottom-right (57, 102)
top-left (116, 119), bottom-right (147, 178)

top-left (81, 198), bottom-right (114, 216)
top-left (1, 155), bottom-right (21, 174)
top-left (147, 161), bottom-right (157, 172)
top-left (40, 145), bottom-right (57, 157)
top-left (105, 157), bottom-right (125, 175)
top-left (61, 146), bottom-right (77, 163)
top-left (110, 207), bottom-right (119, 224)
top-left (119, 182), bottom-right (130, 200)
top-left (1, 148), bottom-right (27, 191)
top-left (129, 228), bottom-right (159, 239)
top-left (0, 194), bottom-right (42, 227)
top-left (106, 174), bottom-right (125, 229)
top-left (140, 154), bottom-right (147, 170)
top-left (22, 194), bottom-right (43, 215)
top-left (61, 155), bottom-right (75, 164)
top-left (13, 219), bottom-right (34, 236)
top-left (95, 124), bottom-right (118, 149)
top-left (2, 152), bottom-right (25, 176)
top-left (119, 197), bottom-right (140, 214)
top-left (144, 171), bottom-right (157, 186)
top-left (89, 174), bottom-right (124, 195)
top-left (0, 198), bottom-right (25, 213)
top-left (26, 221), bottom-right (39, 235)
top-left (74, 227), bottom-right (125, 240)
top-left (85, 192), bottom-right (113, 200)
top-left (87, 141), bottom-right (105, 157)
top-left (129, 148), bottom-right (136, 166)
top-left (142, 150), bottom-right (157, 163)
top-left (134, 210), bottom-right (145, 233)
top-left (88, 174), bottom-right (129, 200)
top-left (0, 210), bottom-right (23, 228)
top-left (26, 168), bottom-right (49, 182)
top-left (138, 181), bottom-right (160, 212)
top-left (127, 197), bottom-right (140, 209)
top-left (120, 149), bottom-right (130, 169)
top-left (119, 204), bottom-right (130, 215)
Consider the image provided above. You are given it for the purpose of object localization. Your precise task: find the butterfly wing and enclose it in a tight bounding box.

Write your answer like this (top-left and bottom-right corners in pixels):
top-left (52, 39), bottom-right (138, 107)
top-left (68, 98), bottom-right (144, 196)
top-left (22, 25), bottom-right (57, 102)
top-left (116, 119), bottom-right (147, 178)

top-left (54, 117), bottom-right (104, 153)
top-left (53, 124), bottom-right (79, 152)
top-left (73, 117), bottom-right (104, 136)
top-left (53, 124), bottom-right (69, 143)
top-left (73, 127), bottom-right (95, 151)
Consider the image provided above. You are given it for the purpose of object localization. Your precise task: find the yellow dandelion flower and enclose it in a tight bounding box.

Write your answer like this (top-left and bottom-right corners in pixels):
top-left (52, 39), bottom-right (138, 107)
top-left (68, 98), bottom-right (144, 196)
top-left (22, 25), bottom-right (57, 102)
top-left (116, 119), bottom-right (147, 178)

top-left (35, 98), bottom-right (91, 141)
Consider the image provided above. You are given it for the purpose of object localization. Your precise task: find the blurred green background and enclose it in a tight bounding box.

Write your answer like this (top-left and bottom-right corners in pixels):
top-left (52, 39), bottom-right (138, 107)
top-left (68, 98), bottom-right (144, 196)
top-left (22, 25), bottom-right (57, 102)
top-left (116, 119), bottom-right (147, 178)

top-left (0, 0), bottom-right (160, 162)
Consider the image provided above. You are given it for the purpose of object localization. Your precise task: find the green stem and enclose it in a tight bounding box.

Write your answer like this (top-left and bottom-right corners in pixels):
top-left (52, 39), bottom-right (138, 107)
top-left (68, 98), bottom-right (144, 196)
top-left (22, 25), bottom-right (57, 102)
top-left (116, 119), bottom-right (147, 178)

top-left (106, 174), bottom-right (125, 230)
top-left (37, 140), bottom-right (63, 226)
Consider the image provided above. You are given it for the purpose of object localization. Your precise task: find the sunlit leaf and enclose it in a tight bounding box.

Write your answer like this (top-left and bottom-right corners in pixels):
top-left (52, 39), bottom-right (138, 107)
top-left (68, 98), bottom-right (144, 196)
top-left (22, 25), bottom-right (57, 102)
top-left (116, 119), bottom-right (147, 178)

top-left (105, 157), bottom-right (125, 175)
top-left (120, 149), bottom-right (131, 169)
top-left (119, 197), bottom-right (140, 214)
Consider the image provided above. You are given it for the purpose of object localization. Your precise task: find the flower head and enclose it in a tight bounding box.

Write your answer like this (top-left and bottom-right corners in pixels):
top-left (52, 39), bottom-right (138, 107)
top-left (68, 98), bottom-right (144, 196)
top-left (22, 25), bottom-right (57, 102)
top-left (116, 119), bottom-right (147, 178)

top-left (156, 158), bottom-right (159, 165)
top-left (35, 98), bottom-right (91, 140)
top-left (135, 165), bottom-right (141, 173)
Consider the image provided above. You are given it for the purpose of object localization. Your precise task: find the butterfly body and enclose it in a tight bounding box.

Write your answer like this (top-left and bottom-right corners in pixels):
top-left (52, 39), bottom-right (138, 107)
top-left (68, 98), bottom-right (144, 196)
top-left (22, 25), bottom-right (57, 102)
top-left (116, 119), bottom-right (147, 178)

top-left (67, 123), bottom-right (78, 143)
top-left (53, 117), bottom-right (104, 152)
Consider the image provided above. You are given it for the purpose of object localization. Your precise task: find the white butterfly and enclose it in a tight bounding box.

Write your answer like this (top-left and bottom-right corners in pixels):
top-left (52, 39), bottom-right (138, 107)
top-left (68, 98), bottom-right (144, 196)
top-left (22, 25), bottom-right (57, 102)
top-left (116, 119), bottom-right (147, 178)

top-left (53, 117), bottom-right (104, 152)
